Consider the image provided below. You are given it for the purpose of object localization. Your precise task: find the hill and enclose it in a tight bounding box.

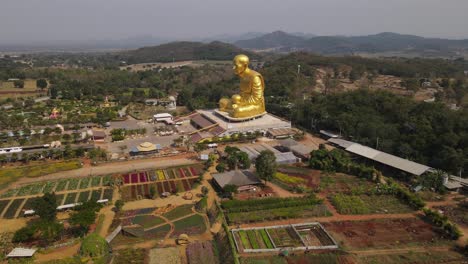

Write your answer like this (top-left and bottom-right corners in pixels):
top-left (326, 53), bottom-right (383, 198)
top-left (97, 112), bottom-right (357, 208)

top-left (235, 31), bottom-right (306, 50)
top-left (235, 32), bottom-right (468, 57)
top-left (119, 41), bottom-right (260, 64)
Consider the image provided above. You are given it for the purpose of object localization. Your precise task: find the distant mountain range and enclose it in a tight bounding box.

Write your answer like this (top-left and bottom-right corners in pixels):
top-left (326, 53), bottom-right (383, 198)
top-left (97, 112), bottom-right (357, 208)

top-left (234, 31), bottom-right (468, 57)
top-left (118, 41), bottom-right (261, 64)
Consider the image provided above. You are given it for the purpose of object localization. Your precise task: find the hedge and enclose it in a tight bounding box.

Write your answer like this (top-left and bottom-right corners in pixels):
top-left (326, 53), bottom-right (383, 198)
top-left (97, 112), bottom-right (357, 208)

top-left (423, 208), bottom-right (462, 240)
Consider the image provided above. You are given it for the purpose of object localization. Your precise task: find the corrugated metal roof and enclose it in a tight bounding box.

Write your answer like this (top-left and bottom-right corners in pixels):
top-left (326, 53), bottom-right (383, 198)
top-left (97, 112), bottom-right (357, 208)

top-left (328, 138), bottom-right (354, 148)
top-left (212, 170), bottom-right (261, 188)
top-left (340, 141), bottom-right (430, 176)
top-left (7, 248), bottom-right (37, 258)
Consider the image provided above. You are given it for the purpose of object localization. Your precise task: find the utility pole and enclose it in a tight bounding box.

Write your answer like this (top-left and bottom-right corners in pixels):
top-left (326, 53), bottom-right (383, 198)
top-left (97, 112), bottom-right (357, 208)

top-left (376, 137), bottom-right (379, 150)
top-left (297, 65), bottom-right (301, 75)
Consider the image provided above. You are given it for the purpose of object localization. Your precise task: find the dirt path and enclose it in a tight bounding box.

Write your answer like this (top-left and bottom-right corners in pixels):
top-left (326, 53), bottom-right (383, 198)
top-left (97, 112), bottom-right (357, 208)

top-left (265, 182), bottom-right (304, 198)
top-left (35, 243), bottom-right (80, 263)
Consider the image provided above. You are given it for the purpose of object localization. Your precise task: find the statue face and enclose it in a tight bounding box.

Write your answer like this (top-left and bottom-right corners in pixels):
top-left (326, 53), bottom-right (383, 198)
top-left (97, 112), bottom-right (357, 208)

top-left (233, 59), bottom-right (247, 75)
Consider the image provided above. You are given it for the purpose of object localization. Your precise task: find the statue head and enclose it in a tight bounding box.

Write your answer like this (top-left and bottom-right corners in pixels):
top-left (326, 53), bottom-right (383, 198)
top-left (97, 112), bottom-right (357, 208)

top-left (233, 54), bottom-right (249, 76)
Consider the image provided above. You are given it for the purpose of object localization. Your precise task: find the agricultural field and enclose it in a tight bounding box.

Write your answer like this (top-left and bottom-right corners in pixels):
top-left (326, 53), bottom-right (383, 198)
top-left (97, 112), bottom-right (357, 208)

top-left (186, 241), bottom-right (217, 264)
top-left (0, 175), bottom-right (113, 199)
top-left (233, 223), bottom-right (337, 253)
top-left (0, 160), bottom-right (82, 189)
top-left (434, 203), bottom-right (468, 228)
top-left (171, 214), bottom-right (206, 237)
top-left (330, 194), bottom-right (414, 215)
top-left (240, 253), bottom-right (353, 264)
top-left (319, 173), bottom-right (375, 194)
top-left (323, 218), bottom-right (453, 250)
top-left (222, 196), bottom-right (331, 225)
top-left (115, 204), bottom-right (207, 245)
top-left (120, 165), bottom-right (202, 201)
top-left (357, 250), bottom-right (467, 264)
top-left (0, 188), bottom-right (112, 219)
top-left (149, 247), bottom-right (182, 264)
top-left (275, 166), bottom-right (321, 192)
top-left (113, 248), bottom-right (146, 264)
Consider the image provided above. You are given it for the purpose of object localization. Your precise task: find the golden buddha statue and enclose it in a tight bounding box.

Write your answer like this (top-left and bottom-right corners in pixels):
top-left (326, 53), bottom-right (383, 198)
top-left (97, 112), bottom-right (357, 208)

top-left (219, 54), bottom-right (266, 119)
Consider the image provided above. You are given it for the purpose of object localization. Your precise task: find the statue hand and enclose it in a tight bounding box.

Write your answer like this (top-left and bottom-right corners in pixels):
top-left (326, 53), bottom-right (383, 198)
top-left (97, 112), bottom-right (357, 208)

top-left (232, 94), bottom-right (241, 104)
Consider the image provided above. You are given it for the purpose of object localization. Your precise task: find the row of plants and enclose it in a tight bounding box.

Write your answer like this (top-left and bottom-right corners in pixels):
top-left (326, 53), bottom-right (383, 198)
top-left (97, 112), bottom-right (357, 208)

top-left (422, 208), bottom-right (463, 240)
top-left (330, 194), bottom-right (370, 215)
top-left (227, 204), bottom-right (331, 224)
top-left (222, 196), bottom-right (323, 213)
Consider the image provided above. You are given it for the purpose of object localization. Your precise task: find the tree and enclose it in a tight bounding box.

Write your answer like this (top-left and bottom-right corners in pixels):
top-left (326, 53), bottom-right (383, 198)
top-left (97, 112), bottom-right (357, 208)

top-left (13, 80), bottom-right (24, 88)
top-left (149, 186), bottom-right (157, 199)
top-left (69, 200), bottom-right (101, 236)
top-left (216, 162), bottom-right (226, 172)
top-left (32, 192), bottom-right (57, 222)
top-left (255, 150), bottom-right (277, 184)
top-left (223, 184), bottom-right (238, 195)
top-left (50, 86), bottom-right (58, 99)
top-left (36, 79), bottom-right (48, 90)
top-left (114, 200), bottom-right (124, 212)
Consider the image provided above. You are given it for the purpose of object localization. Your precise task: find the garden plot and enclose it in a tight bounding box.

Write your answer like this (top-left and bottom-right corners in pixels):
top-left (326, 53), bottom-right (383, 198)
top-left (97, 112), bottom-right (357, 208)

top-left (320, 173), bottom-right (375, 194)
top-left (171, 214), bottom-right (207, 238)
top-left (275, 166), bottom-right (321, 192)
top-left (232, 222), bottom-right (338, 253)
top-left (3, 199), bottom-right (24, 219)
top-left (323, 218), bottom-right (452, 250)
top-left (186, 241), bottom-right (217, 264)
top-left (434, 204), bottom-right (468, 228)
top-left (0, 199), bottom-right (10, 216)
top-left (331, 194), bottom-right (414, 215)
top-left (222, 196), bottom-right (331, 225)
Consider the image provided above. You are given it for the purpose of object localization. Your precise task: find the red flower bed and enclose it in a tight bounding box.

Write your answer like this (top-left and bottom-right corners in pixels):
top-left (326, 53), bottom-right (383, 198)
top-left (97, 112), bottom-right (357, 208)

top-left (143, 184), bottom-right (150, 197)
top-left (131, 173), bottom-right (138, 184)
top-left (189, 167), bottom-right (198, 176)
top-left (163, 181), bottom-right (170, 192)
top-left (179, 168), bottom-right (186, 177)
top-left (156, 182), bottom-right (163, 194)
top-left (123, 174), bottom-right (131, 184)
top-left (182, 179), bottom-right (190, 191)
top-left (139, 172), bottom-right (148, 183)
top-left (169, 181), bottom-right (177, 192)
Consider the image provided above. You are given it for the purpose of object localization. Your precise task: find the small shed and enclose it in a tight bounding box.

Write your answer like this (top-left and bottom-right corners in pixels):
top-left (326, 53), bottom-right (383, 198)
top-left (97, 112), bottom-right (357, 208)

top-left (92, 130), bottom-right (106, 142)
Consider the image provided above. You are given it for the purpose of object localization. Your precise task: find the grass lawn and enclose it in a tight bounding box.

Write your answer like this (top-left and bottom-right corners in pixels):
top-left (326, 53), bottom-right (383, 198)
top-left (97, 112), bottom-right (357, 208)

top-left (162, 204), bottom-right (193, 220)
top-left (0, 160), bottom-right (82, 189)
top-left (132, 215), bottom-right (165, 229)
top-left (172, 214), bottom-right (206, 236)
top-left (144, 224), bottom-right (171, 239)
top-left (114, 248), bottom-right (146, 264)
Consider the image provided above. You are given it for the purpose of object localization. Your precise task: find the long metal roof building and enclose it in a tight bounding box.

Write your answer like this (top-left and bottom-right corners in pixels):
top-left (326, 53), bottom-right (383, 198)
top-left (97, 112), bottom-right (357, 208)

top-left (328, 138), bottom-right (431, 176)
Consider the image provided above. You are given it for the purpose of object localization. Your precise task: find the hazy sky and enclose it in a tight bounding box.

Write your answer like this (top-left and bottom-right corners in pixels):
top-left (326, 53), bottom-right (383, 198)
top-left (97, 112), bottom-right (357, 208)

top-left (1, 0), bottom-right (468, 44)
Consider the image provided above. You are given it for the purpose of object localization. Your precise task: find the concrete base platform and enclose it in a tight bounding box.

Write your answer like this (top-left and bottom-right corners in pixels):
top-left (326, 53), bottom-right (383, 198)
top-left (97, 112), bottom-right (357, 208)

top-left (197, 109), bottom-right (291, 136)
top-left (214, 110), bottom-right (267, 122)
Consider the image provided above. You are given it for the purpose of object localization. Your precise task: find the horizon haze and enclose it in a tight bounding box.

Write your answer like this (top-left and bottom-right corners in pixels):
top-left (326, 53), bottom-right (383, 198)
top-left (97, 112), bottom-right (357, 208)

top-left (1, 0), bottom-right (468, 46)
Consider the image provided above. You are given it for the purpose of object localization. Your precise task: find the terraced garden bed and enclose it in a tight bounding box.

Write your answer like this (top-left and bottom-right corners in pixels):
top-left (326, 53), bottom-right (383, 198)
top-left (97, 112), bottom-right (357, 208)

top-left (131, 215), bottom-right (165, 229)
top-left (4, 199), bottom-right (23, 218)
top-left (78, 191), bottom-right (90, 203)
top-left (64, 192), bottom-right (77, 204)
top-left (144, 224), bottom-right (171, 239)
top-left (55, 194), bottom-right (65, 205)
top-left (163, 204), bottom-right (193, 220)
top-left (102, 189), bottom-right (113, 201)
top-left (79, 178), bottom-right (90, 189)
top-left (55, 179), bottom-right (68, 192)
top-left (91, 176), bottom-right (102, 187)
top-left (0, 200), bottom-right (10, 215)
top-left (91, 189), bottom-right (102, 201)
top-left (67, 178), bottom-right (80, 190)
top-left (171, 214), bottom-right (206, 237)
